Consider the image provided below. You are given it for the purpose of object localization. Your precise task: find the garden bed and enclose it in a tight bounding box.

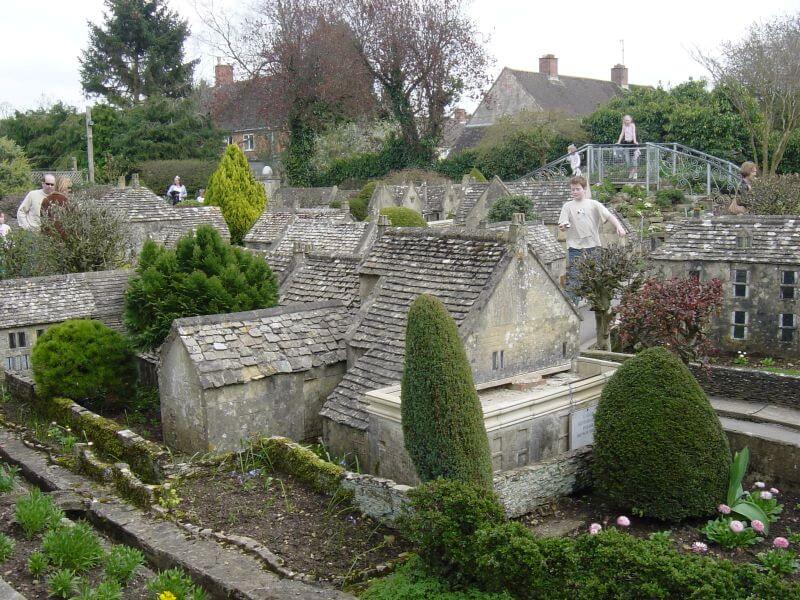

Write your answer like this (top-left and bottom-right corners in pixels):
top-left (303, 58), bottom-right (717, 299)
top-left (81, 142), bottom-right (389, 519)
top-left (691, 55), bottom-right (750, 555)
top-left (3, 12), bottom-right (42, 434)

top-left (521, 483), bottom-right (800, 579)
top-left (177, 456), bottom-right (412, 587)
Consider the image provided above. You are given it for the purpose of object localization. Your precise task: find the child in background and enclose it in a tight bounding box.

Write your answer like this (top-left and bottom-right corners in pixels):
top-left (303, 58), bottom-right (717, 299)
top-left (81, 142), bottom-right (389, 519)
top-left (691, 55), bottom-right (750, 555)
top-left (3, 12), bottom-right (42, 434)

top-left (0, 213), bottom-right (9, 239)
top-left (196, 189), bottom-right (205, 204)
top-left (568, 144), bottom-right (581, 176)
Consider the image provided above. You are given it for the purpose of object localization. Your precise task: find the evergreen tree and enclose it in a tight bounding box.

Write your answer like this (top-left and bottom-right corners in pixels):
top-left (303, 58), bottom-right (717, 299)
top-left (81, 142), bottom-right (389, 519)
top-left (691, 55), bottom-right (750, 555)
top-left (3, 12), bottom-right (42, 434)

top-left (124, 226), bottom-right (278, 350)
top-left (401, 294), bottom-right (493, 489)
top-left (80, 0), bottom-right (197, 105)
top-left (0, 136), bottom-right (32, 197)
top-left (205, 144), bottom-right (267, 244)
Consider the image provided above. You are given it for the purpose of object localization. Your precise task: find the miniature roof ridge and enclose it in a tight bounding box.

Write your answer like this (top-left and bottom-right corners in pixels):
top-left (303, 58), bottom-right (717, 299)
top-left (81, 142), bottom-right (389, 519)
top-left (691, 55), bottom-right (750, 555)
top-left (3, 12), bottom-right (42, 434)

top-left (173, 300), bottom-right (345, 329)
top-left (382, 226), bottom-right (508, 243)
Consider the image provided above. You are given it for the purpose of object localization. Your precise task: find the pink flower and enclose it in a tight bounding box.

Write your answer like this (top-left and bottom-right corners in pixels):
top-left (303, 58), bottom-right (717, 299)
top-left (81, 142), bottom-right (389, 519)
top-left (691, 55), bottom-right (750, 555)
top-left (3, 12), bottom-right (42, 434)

top-left (770, 487), bottom-right (780, 495)
top-left (616, 516), bottom-right (631, 527)
top-left (729, 520), bottom-right (745, 533)
top-left (754, 481), bottom-right (766, 489)
top-left (589, 523), bottom-right (602, 535)
top-left (751, 520), bottom-right (765, 533)
top-left (773, 537), bottom-right (790, 549)
top-left (760, 491), bottom-right (773, 500)
top-left (717, 504), bottom-right (731, 515)
top-left (691, 541), bottom-right (708, 554)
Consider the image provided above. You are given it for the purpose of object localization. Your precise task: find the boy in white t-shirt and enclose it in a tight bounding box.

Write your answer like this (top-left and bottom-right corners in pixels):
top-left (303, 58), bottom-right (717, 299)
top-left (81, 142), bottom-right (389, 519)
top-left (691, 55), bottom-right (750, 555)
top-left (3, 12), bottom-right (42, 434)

top-left (558, 176), bottom-right (627, 302)
top-left (0, 213), bottom-right (10, 239)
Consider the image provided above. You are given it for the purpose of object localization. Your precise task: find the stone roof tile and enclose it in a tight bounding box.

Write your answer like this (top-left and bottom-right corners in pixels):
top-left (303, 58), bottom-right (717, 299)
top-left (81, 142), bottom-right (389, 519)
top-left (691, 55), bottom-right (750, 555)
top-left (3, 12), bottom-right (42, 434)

top-left (280, 253), bottom-right (361, 308)
top-left (101, 186), bottom-right (181, 222)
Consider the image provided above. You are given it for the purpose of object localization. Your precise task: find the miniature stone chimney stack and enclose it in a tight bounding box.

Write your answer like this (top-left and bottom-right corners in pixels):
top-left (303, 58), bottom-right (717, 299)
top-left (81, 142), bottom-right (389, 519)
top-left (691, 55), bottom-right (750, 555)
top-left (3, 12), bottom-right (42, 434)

top-left (130, 173), bottom-right (140, 188)
top-left (340, 198), bottom-right (350, 217)
top-left (117, 176), bottom-right (126, 189)
top-left (508, 213), bottom-right (527, 248)
top-left (377, 214), bottom-right (391, 238)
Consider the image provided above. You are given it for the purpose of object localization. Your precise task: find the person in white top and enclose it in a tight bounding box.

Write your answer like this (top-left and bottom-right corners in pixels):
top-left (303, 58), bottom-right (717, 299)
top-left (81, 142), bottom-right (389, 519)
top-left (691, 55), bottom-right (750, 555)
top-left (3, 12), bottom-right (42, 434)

top-left (196, 188), bottom-right (205, 204)
top-left (558, 176), bottom-right (627, 302)
top-left (616, 115), bottom-right (640, 179)
top-left (567, 144), bottom-right (581, 176)
top-left (17, 173), bottom-right (55, 230)
top-left (166, 176), bottom-right (187, 205)
top-left (0, 212), bottom-right (10, 240)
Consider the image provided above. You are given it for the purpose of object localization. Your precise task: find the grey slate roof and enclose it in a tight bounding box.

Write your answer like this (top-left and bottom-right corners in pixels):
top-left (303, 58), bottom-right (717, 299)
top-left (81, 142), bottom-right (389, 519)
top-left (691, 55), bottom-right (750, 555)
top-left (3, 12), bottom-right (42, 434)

top-left (151, 206), bottom-right (231, 247)
top-left (486, 221), bottom-right (566, 264)
top-left (320, 228), bottom-right (509, 429)
top-left (0, 270), bottom-right (132, 331)
top-left (454, 183), bottom-right (490, 224)
top-left (169, 301), bottom-right (348, 390)
top-left (101, 186), bottom-right (180, 222)
top-left (505, 180), bottom-right (571, 224)
top-left (650, 216), bottom-right (800, 265)
top-left (279, 254), bottom-right (362, 308)
top-left (451, 126), bottom-right (488, 153)
top-left (270, 219), bottom-right (370, 256)
top-left (418, 184), bottom-right (447, 215)
top-left (244, 209), bottom-right (348, 245)
top-left (274, 187), bottom-right (337, 209)
top-left (508, 69), bottom-right (622, 117)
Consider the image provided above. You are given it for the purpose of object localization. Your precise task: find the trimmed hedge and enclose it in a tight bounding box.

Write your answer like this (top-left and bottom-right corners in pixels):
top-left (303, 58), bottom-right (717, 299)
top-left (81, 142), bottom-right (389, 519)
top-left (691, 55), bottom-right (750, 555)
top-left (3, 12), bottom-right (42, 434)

top-left (137, 159), bottom-right (217, 197)
top-left (593, 346), bottom-right (731, 520)
top-left (487, 196), bottom-right (537, 223)
top-left (380, 207), bottom-right (428, 227)
top-left (401, 295), bottom-right (493, 489)
top-left (31, 319), bottom-right (136, 404)
top-left (350, 181), bottom-right (376, 221)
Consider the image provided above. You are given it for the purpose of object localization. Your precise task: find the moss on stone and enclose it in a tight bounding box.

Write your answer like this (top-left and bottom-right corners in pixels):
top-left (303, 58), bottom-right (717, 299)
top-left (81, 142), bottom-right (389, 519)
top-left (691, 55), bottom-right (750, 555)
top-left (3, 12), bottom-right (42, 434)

top-left (253, 437), bottom-right (344, 495)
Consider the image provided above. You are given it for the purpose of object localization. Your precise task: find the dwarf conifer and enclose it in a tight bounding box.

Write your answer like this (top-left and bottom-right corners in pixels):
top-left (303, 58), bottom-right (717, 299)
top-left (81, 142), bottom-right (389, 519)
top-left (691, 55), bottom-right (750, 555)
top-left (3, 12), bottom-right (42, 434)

top-left (401, 294), bottom-right (493, 489)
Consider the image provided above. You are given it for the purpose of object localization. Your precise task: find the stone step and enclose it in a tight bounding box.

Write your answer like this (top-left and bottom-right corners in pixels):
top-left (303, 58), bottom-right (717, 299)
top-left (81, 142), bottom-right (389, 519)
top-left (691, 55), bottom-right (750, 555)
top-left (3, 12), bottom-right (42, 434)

top-left (711, 397), bottom-right (800, 433)
top-left (0, 577), bottom-right (27, 600)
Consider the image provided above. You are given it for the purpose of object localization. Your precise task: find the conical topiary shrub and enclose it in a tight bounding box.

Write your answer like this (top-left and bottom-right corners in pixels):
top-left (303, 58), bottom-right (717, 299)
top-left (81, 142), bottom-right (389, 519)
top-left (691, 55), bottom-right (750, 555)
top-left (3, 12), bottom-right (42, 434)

top-left (593, 346), bottom-right (731, 520)
top-left (205, 144), bottom-right (267, 244)
top-left (401, 294), bottom-right (493, 489)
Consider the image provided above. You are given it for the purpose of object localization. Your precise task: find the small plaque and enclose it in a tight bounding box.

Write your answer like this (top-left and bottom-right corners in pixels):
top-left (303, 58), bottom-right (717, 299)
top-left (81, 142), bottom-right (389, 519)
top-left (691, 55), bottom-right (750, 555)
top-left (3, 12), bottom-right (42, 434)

top-left (570, 404), bottom-right (597, 449)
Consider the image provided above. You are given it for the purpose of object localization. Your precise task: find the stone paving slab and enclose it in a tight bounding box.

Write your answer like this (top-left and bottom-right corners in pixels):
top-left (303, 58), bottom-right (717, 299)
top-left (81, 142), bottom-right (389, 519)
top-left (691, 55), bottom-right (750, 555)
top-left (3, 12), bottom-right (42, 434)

top-left (719, 417), bottom-right (800, 446)
top-left (0, 427), bottom-right (355, 600)
top-left (710, 397), bottom-right (768, 416)
top-left (755, 405), bottom-right (800, 431)
top-left (0, 577), bottom-right (27, 600)
top-left (712, 398), bottom-right (800, 432)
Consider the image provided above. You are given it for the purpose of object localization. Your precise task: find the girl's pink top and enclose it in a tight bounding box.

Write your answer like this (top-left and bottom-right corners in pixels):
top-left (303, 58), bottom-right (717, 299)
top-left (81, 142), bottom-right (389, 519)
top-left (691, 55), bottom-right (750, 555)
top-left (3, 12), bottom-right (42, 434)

top-left (622, 122), bottom-right (636, 142)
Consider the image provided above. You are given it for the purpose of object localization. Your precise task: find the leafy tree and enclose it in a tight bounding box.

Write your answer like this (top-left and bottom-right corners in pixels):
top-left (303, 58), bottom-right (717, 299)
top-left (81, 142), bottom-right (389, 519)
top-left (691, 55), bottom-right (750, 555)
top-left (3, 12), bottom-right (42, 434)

top-left (80, 0), bottom-right (198, 105)
top-left (124, 226), bottom-right (278, 350)
top-left (570, 244), bottom-right (645, 351)
top-left (487, 196), bottom-right (537, 223)
top-left (205, 144), bottom-right (267, 244)
top-left (695, 12), bottom-right (800, 173)
top-left (617, 276), bottom-right (723, 364)
top-left (0, 103), bottom-right (84, 170)
top-left (32, 319), bottom-right (136, 403)
top-left (0, 137), bottom-right (32, 197)
top-left (745, 174), bottom-right (800, 214)
top-left (379, 207), bottom-right (427, 227)
top-left (593, 347), bottom-right (731, 521)
top-left (401, 294), bottom-right (493, 489)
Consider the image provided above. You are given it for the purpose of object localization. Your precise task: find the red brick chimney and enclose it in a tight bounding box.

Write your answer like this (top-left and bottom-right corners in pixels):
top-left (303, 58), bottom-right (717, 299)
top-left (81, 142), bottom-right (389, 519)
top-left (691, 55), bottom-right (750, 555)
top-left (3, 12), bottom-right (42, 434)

top-left (453, 108), bottom-right (468, 124)
top-left (215, 62), bottom-right (234, 87)
top-left (539, 54), bottom-right (558, 80)
top-left (611, 64), bottom-right (629, 89)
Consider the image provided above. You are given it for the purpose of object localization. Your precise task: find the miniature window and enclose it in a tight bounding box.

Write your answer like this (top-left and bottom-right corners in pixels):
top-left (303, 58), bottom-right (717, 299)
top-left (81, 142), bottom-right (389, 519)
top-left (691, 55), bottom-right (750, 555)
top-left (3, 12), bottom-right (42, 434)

top-left (492, 350), bottom-right (505, 370)
top-left (562, 341), bottom-right (567, 358)
top-left (17, 332), bottom-right (26, 348)
top-left (731, 311), bottom-right (748, 340)
top-left (37, 329), bottom-right (44, 338)
top-left (780, 314), bottom-right (796, 342)
top-left (243, 134), bottom-right (255, 151)
top-left (8, 333), bottom-right (15, 349)
top-left (689, 269), bottom-right (701, 282)
top-left (736, 234), bottom-right (750, 249)
top-left (781, 271), bottom-right (797, 300)
top-left (733, 269), bottom-right (748, 298)
top-left (225, 135), bottom-right (233, 145)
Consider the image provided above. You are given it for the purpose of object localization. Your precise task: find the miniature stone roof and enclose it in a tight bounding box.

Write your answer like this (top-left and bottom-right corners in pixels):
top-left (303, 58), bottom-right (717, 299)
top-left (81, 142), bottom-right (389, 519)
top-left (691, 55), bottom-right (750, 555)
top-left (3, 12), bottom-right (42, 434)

top-left (270, 219), bottom-right (370, 256)
top-left (274, 187), bottom-right (337, 209)
top-left (244, 209), bottom-right (348, 245)
top-left (487, 221), bottom-right (566, 264)
top-left (150, 206), bottom-right (231, 247)
top-left (651, 216), bottom-right (800, 265)
top-left (265, 252), bottom-right (294, 279)
top-left (453, 183), bottom-right (490, 224)
top-left (418, 184), bottom-right (447, 215)
top-left (0, 270), bottom-right (132, 331)
top-left (321, 228), bottom-right (509, 429)
top-left (505, 180), bottom-right (571, 224)
top-left (101, 186), bottom-right (180, 222)
top-left (168, 301), bottom-right (348, 390)
top-left (280, 253), bottom-right (362, 308)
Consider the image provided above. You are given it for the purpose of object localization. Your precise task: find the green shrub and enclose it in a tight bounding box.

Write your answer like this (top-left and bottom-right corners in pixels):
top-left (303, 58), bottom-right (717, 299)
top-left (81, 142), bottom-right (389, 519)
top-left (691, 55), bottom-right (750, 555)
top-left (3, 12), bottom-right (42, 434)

top-left (42, 522), bottom-right (104, 572)
top-left (103, 545), bottom-right (144, 584)
top-left (137, 159), bottom-right (217, 196)
top-left (147, 568), bottom-right (207, 600)
top-left (28, 550), bottom-right (49, 576)
top-left (0, 532), bottom-right (14, 563)
top-left (593, 347), bottom-right (731, 520)
top-left (124, 226), bottom-right (278, 350)
top-left (747, 174), bottom-right (800, 215)
top-left (14, 488), bottom-right (64, 537)
top-left (48, 568), bottom-right (80, 599)
top-left (93, 580), bottom-right (123, 600)
top-left (468, 167), bottom-right (487, 182)
top-left (402, 479), bottom-right (505, 583)
top-left (205, 144), bottom-right (266, 244)
top-left (379, 206), bottom-right (427, 227)
top-left (401, 295), bottom-right (493, 488)
top-left (435, 149), bottom-right (479, 180)
top-left (592, 178), bottom-right (617, 203)
top-left (350, 181), bottom-right (376, 221)
top-left (487, 195), bottom-right (538, 223)
top-left (0, 136), bottom-right (32, 198)
top-left (31, 319), bottom-right (136, 403)
top-left (655, 188), bottom-right (685, 208)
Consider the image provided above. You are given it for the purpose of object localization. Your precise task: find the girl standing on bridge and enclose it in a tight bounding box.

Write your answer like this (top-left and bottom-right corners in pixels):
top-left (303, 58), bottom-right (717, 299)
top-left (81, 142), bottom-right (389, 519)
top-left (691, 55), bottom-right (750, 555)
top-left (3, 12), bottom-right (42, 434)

top-left (616, 115), bottom-right (639, 180)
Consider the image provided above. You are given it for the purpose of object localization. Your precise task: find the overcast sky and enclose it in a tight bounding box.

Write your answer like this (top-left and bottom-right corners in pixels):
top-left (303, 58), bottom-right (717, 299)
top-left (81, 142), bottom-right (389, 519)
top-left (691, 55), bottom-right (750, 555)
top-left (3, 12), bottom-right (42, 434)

top-left (1, 0), bottom-right (798, 115)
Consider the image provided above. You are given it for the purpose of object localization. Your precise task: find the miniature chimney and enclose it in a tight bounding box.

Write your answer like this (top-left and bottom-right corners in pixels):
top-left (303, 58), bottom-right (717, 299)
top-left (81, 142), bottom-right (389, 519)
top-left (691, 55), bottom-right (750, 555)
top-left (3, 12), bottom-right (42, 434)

top-left (117, 176), bottom-right (126, 189)
top-left (340, 198), bottom-right (350, 216)
top-left (214, 62), bottom-right (234, 87)
top-left (539, 54), bottom-right (558, 80)
top-left (453, 108), bottom-right (468, 124)
top-left (130, 173), bottom-right (140, 188)
top-left (478, 219), bottom-right (487, 230)
top-left (508, 213), bottom-right (527, 245)
top-left (611, 64), bottom-right (629, 90)
top-left (293, 241), bottom-right (305, 257)
top-left (377, 214), bottom-right (391, 238)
